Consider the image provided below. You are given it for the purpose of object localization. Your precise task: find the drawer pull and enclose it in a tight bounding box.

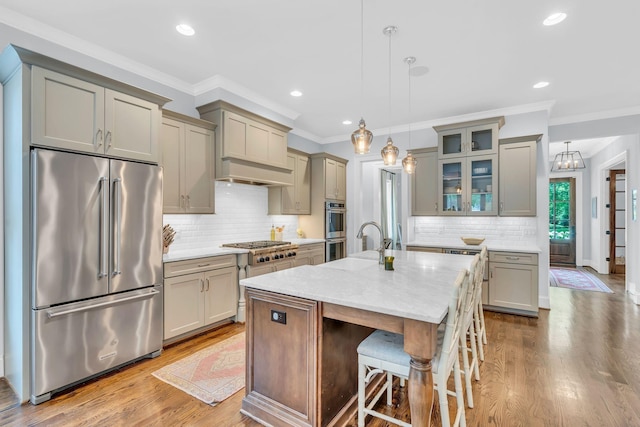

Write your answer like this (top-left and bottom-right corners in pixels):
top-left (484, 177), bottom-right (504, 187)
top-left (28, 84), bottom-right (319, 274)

top-left (506, 256), bottom-right (520, 260)
top-left (197, 263), bottom-right (211, 267)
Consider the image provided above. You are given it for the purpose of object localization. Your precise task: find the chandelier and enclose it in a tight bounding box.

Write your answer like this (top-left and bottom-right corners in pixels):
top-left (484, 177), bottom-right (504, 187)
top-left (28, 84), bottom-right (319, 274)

top-left (551, 141), bottom-right (586, 171)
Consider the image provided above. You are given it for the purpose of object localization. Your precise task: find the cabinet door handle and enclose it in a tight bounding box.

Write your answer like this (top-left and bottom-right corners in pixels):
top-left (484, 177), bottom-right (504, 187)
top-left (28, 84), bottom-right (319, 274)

top-left (186, 195), bottom-right (190, 208)
top-left (197, 263), bottom-right (211, 267)
top-left (435, 202), bottom-right (438, 212)
top-left (205, 278), bottom-right (210, 292)
top-left (105, 130), bottom-right (112, 150)
top-left (200, 278), bottom-right (204, 292)
top-left (467, 201), bottom-right (471, 212)
top-left (95, 129), bottom-right (103, 148)
top-left (500, 201), bottom-right (504, 213)
top-left (506, 256), bottom-right (520, 261)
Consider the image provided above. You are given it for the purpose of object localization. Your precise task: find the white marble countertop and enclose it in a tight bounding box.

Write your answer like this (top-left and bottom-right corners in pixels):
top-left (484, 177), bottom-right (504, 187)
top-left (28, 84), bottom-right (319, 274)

top-left (240, 250), bottom-right (474, 324)
top-left (162, 238), bottom-right (326, 263)
top-left (406, 239), bottom-right (541, 254)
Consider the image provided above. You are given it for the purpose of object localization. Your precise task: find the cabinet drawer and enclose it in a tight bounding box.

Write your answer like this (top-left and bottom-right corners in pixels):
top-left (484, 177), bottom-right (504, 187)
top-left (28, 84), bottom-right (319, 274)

top-left (489, 252), bottom-right (537, 265)
top-left (164, 254), bottom-right (237, 278)
top-left (296, 243), bottom-right (324, 255)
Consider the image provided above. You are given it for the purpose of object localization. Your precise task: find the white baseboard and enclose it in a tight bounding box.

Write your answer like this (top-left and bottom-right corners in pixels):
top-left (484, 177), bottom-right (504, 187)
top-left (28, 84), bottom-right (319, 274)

top-left (539, 296), bottom-right (550, 310)
top-left (628, 281), bottom-right (639, 305)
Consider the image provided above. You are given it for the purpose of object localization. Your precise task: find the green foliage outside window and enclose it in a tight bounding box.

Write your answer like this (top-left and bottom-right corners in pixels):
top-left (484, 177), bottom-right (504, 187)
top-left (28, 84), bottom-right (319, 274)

top-left (549, 182), bottom-right (571, 240)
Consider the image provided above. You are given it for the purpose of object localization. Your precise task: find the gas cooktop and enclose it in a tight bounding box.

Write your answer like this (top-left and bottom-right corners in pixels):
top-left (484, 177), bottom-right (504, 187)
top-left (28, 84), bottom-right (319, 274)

top-left (222, 240), bottom-right (292, 250)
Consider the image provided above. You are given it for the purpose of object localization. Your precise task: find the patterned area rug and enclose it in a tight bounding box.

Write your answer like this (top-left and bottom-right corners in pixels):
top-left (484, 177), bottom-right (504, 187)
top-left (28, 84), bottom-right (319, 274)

top-left (549, 267), bottom-right (613, 293)
top-left (153, 332), bottom-right (245, 405)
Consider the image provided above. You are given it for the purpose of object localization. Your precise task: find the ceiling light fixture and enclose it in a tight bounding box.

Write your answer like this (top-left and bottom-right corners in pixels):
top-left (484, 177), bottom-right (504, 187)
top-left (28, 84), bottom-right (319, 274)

top-left (381, 25), bottom-right (399, 166)
top-left (351, 0), bottom-right (373, 154)
top-left (175, 24), bottom-right (195, 36)
top-left (551, 141), bottom-right (586, 172)
top-left (342, 120), bottom-right (353, 125)
top-left (543, 12), bottom-right (567, 26)
top-left (290, 90), bottom-right (303, 97)
top-left (402, 56), bottom-right (418, 174)
top-left (533, 81), bottom-right (549, 89)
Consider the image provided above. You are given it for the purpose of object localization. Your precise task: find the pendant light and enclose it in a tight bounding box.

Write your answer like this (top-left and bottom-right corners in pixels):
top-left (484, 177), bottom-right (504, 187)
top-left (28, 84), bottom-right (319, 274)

top-left (351, 0), bottom-right (373, 154)
top-left (402, 56), bottom-right (418, 174)
top-left (381, 25), bottom-right (399, 166)
top-left (551, 141), bottom-right (586, 171)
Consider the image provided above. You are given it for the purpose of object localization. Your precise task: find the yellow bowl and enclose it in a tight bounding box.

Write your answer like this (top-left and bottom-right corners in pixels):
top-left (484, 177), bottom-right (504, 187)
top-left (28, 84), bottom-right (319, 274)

top-left (461, 237), bottom-right (485, 246)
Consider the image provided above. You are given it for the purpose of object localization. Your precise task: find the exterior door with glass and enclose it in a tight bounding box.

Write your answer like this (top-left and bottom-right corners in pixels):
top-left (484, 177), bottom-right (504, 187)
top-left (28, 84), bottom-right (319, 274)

top-left (549, 178), bottom-right (576, 265)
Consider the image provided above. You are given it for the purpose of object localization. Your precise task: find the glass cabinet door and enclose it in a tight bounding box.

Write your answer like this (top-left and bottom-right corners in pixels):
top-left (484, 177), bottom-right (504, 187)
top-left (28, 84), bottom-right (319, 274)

top-left (467, 155), bottom-right (497, 215)
top-left (439, 129), bottom-right (464, 158)
top-left (467, 123), bottom-right (498, 156)
top-left (440, 159), bottom-right (464, 215)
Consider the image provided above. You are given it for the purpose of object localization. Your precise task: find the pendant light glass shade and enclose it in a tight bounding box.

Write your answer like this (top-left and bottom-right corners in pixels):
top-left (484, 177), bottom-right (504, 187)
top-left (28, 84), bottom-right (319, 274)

top-left (352, 118), bottom-right (373, 154)
top-left (352, 0), bottom-right (372, 154)
top-left (402, 56), bottom-right (417, 174)
top-left (381, 137), bottom-right (399, 165)
top-left (380, 25), bottom-right (399, 165)
top-left (551, 141), bottom-right (586, 171)
top-left (402, 151), bottom-right (417, 174)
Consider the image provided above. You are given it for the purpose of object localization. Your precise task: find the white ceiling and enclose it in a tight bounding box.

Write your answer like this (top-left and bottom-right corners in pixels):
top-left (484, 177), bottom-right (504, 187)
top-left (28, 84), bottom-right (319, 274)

top-left (1, 0), bottom-right (639, 143)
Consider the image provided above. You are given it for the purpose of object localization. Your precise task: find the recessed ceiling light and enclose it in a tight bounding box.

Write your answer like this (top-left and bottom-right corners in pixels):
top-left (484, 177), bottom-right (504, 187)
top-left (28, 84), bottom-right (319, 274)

top-left (533, 81), bottom-right (550, 89)
top-left (290, 90), bottom-right (303, 97)
top-left (543, 12), bottom-right (567, 26)
top-left (342, 120), bottom-right (353, 125)
top-left (176, 24), bottom-right (195, 36)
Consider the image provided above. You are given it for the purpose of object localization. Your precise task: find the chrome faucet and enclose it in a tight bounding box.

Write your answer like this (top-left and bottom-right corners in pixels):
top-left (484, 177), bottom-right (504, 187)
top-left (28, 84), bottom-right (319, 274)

top-left (356, 221), bottom-right (386, 264)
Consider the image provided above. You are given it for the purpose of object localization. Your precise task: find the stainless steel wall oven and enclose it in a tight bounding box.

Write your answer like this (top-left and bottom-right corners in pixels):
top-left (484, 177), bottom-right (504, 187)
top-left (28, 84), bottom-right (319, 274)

top-left (325, 201), bottom-right (346, 239)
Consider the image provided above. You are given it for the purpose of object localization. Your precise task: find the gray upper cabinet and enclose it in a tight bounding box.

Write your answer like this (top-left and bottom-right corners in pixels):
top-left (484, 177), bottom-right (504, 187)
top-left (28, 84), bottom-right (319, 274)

top-left (498, 135), bottom-right (540, 216)
top-left (411, 148), bottom-right (439, 216)
top-left (160, 111), bottom-right (215, 214)
top-left (268, 149), bottom-right (311, 215)
top-left (434, 116), bottom-right (504, 160)
top-left (32, 66), bottom-right (160, 163)
top-left (324, 157), bottom-right (347, 201)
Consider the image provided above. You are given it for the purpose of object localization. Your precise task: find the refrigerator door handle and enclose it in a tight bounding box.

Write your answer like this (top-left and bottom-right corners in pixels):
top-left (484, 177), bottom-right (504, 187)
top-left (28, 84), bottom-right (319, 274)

top-left (46, 288), bottom-right (160, 318)
top-left (113, 178), bottom-right (122, 276)
top-left (99, 177), bottom-right (109, 278)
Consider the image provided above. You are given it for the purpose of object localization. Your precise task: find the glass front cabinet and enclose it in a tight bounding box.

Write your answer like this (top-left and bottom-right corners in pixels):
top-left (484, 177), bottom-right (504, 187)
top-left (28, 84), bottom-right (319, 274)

top-left (435, 117), bottom-right (504, 160)
top-left (439, 154), bottom-right (498, 216)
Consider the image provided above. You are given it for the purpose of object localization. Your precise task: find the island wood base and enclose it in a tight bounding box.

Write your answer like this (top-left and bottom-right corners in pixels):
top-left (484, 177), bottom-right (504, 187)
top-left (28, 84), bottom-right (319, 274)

top-left (243, 288), bottom-right (438, 427)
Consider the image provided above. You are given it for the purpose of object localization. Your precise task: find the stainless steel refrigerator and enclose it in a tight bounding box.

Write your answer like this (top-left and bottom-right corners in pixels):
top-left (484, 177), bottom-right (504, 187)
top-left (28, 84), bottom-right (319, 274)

top-left (30, 148), bottom-right (164, 404)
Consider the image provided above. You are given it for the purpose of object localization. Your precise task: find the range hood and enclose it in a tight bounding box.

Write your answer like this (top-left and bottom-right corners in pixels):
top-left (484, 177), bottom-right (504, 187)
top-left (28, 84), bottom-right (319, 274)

top-left (197, 100), bottom-right (293, 186)
top-left (217, 157), bottom-right (293, 186)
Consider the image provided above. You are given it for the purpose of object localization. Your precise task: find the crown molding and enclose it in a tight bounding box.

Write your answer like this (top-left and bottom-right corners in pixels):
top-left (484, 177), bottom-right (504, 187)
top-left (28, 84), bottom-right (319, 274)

top-left (193, 74), bottom-right (300, 121)
top-left (319, 100), bottom-right (557, 144)
top-left (289, 127), bottom-right (322, 143)
top-left (549, 106), bottom-right (640, 126)
top-left (0, 6), bottom-right (194, 94)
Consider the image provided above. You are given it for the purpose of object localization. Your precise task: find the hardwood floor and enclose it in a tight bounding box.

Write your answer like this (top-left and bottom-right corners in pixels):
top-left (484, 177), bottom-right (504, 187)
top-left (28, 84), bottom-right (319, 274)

top-left (1, 272), bottom-right (638, 426)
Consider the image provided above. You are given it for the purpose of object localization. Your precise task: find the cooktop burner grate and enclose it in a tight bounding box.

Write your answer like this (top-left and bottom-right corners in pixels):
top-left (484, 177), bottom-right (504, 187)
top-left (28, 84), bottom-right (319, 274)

top-left (222, 241), bottom-right (292, 250)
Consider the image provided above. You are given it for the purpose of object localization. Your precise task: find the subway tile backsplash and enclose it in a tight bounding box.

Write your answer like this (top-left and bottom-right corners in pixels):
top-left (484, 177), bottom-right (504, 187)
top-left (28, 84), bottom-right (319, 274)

top-left (411, 216), bottom-right (538, 247)
top-left (164, 181), bottom-right (299, 251)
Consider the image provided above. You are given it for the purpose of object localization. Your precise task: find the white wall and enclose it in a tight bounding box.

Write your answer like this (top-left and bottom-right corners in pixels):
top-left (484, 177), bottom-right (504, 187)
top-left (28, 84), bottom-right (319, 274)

top-left (0, 82), bottom-right (4, 377)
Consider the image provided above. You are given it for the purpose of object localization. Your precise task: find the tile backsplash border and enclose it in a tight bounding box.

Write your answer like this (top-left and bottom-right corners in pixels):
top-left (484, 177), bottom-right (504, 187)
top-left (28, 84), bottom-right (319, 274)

top-left (411, 216), bottom-right (538, 247)
top-left (164, 181), bottom-right (299, 252)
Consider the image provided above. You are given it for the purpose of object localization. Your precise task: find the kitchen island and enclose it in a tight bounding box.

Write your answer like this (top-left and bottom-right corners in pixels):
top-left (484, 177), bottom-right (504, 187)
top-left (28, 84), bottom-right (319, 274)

top-left (240, 249), bottom-right (474, 427)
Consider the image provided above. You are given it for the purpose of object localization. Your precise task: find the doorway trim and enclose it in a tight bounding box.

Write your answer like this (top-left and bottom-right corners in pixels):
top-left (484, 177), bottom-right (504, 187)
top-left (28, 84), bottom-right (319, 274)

top-left (598, 150), bottom-right (627, 276)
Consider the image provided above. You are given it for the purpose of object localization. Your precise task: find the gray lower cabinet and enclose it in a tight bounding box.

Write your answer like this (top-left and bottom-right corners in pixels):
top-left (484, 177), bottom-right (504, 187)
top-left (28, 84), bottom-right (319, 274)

top-left (163, 255), bottom-right (238, 341)
top-left (294, 243), bottom-right (325, 267)
top-left (487, 251), bottom-right (538, 316)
